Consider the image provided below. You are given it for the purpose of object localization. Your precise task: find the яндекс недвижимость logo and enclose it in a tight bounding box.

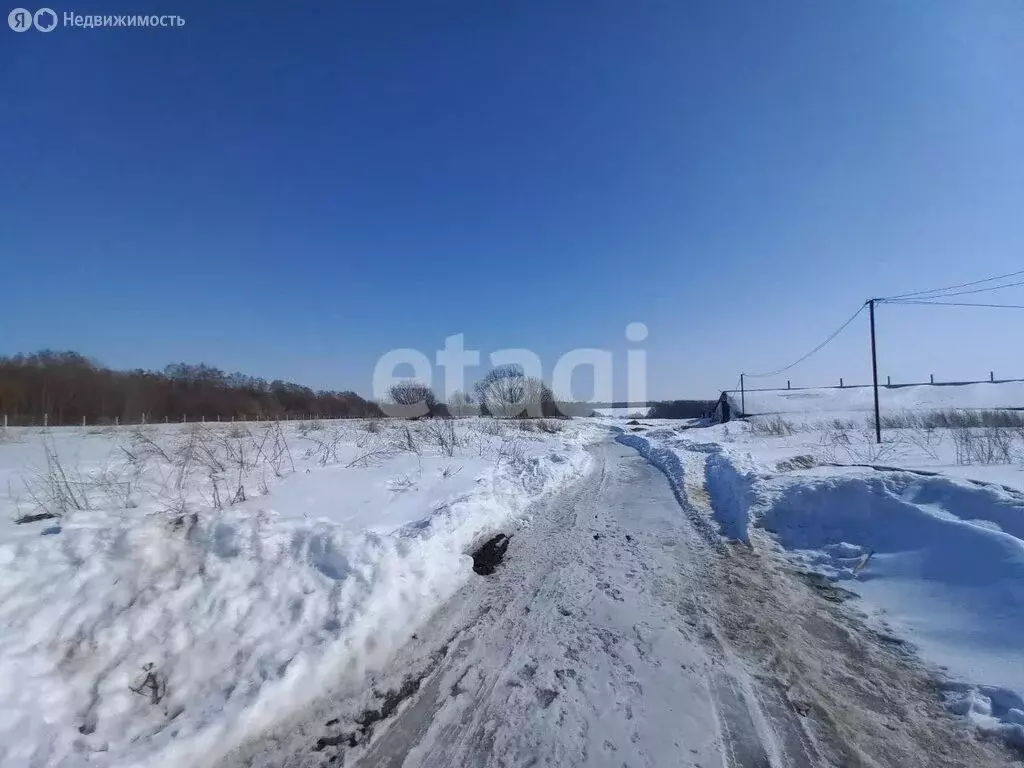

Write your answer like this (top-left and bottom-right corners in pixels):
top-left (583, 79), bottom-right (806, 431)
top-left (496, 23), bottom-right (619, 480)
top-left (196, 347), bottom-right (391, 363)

top-left (8, 7), bottom-right (57, 31)
top-left (8, 7), bottom-right (184, 30)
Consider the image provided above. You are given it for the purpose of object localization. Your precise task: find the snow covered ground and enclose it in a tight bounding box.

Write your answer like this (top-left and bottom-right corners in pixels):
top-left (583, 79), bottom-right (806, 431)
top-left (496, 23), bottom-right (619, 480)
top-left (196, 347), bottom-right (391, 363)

top-left (737, 380), bottom-right (1024, 418)
top-left (624, 384), bottom-right (1024, 750)
top-left (0, 418), bottom-right (598, 768)
top-left (588, 406), bottom-right (652, 418)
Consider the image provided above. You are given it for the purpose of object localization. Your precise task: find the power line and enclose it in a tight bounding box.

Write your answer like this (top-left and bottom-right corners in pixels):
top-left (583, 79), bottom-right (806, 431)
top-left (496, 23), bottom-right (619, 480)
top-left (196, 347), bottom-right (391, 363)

top-left (880, 268), bottom-right (1024, 301)
top-left (745, 304), bottom-right (866, 378)
top-left (884, 299), bottom-right (1024, 310)
top-left (879, 279), bottom-right (1024, 302)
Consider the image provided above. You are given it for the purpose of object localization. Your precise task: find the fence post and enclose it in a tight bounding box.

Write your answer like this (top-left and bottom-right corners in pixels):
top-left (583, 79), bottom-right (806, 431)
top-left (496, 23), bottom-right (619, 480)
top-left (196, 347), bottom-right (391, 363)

top-left (887, 375), bottom-right (891, 386)
top-left (740, 373), bottom-right (746, 416)
top-left (930, 373), bottom-right (934, 384)
top-left (82, 415), bottom-right (86, 427)
top-left (839, 377), bottom-right (844, 388)
top-left (44, 413), bottom-right (48, 428)
top-left (991, 371), bottom-right (995, 382)
top-left (786, 380), bottom-right (791, 390)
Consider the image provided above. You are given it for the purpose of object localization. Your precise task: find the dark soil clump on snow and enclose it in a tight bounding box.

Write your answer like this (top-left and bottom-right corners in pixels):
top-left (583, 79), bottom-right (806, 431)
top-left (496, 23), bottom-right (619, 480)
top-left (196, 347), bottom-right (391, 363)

top-left (472, 534), bottom-right (511, 575)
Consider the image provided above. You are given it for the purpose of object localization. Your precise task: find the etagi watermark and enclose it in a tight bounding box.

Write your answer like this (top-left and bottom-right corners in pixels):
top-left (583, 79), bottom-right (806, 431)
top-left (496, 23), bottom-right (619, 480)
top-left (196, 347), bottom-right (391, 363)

top-left (373, 322), bottom-right (649, 418)
top-left (8, 7), bottom-right (185, 31)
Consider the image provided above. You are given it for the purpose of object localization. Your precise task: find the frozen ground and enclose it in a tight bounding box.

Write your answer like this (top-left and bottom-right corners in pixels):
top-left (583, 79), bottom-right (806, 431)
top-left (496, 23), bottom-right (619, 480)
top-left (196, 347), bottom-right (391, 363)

top-left (3, 397), bottom-right (1022, 767)
top-left (223, 433), bottom-right (1015, 768)
top-left (0, 418), bottom-right (597, 767)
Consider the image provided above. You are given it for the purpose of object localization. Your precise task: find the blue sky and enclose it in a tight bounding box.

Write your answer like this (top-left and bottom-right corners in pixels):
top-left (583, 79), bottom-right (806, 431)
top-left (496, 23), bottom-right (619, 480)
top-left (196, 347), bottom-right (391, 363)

top-left (2, 0), bottom-right (1022, 400)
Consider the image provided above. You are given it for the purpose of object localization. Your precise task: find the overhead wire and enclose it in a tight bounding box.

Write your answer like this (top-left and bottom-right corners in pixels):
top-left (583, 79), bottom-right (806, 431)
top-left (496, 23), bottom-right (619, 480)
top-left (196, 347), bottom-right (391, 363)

top-left (744, 303), bottom-right (866, 378)
top-left (880, 268), bottom-right (1024, 301)
top-left (883, 300), bottom-right (1024, 310)
top-left (878, 279), bottom-right (1024, 303)
top-left (737, 268), bottom-right (1024, 389)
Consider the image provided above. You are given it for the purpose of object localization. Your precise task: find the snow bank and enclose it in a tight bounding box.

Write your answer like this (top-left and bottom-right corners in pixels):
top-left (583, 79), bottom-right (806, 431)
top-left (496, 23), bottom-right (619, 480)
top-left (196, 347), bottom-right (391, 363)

top-left (758, 469), bottom-right (1024, 747)
top-left (702, 450), bottom-right (757, 542)
top-left (0, 420), bottom-right (597, 767)
top-left (623, 422), bottom-right (1024, 749)
top-left (735, 381), bottom-right (1024, 418)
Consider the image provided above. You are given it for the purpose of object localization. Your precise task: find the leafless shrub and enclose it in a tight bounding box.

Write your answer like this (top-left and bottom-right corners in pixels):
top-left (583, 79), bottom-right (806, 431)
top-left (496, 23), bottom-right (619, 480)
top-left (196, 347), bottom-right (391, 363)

top-left (952, 426), bottom-right (1015, 465)
top-left (304, 426), bottom-right (346, 466)
top-left (128, 427), bottom-right (174, 464)
top-left (19, 440), bottom-right (90, 520)
top-left (476, 419), bottom-right (509, 437)
top-left (877, 410), bottom-right (924, 430)
top-left (402, 425), bottom-right (419, 454)
top-left (16, 438), bottom-right (143, 521)
top-left (749, 416), bottom-right (798, 437)
top-left (826, 418), bottom-right (857, 431)
top-left (91, 463), bottom-right (141, 510)
top-left (902, 422), bottom-right (941, 462)
top-left (254, 421), bottom-right (294, 477)
top-left (894, 409), bottom-right (1024, 430)
top-left (447, 390), bottom-right (475, 418)
top-left (386, 475), bottom-right (416, 492)
top-left (424, 418), bottom-right (461, 457)
top-left (536, 419), bottom-right (562, 434)
top-left (816, 425), bottom-right (907, 465)
top-left (496, 437), bottom-right (527, 470)
top-left (363, 418), bottom-right (382, 434)
top-left (346, 437), bottom-right (398, 468)
top-left (297, 420), bottom-right (325, 436)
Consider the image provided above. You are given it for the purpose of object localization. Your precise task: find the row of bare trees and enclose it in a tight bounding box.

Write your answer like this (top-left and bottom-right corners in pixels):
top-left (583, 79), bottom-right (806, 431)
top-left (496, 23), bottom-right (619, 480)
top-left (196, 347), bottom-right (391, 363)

top-left (386, 365), bottom-right (564, 419)
top-left (0, 351), bottom-right (383, 426)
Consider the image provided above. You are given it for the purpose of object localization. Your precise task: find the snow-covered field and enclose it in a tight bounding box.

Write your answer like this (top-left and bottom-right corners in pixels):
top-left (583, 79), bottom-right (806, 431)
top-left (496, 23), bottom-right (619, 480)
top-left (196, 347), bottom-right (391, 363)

top-left (739, 380), bottom-right (1024, 417)
top-left (623, 383), bottom-right (1024, 750)
top-left (589, 406), bottom-right (652, 419)
top-left (0, 418), bottom-right (598, 768)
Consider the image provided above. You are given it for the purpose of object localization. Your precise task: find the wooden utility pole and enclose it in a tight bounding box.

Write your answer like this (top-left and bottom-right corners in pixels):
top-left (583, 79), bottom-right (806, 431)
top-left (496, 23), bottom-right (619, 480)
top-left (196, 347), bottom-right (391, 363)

top-left (740, 373), bottom-right (746, 416)
top-left (869, 299), bottom-right (881, 444)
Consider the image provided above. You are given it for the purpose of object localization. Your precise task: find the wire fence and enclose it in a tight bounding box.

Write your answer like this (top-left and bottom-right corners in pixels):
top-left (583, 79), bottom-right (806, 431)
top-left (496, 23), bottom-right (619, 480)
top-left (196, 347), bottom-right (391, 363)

top-left (725, 372), bottom-right (1021, 395)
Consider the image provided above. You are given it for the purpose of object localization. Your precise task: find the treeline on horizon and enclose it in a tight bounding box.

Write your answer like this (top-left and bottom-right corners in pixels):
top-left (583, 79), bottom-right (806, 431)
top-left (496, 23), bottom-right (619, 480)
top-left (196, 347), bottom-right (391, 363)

top-left (0, 351), bottom-right (383, 426)
top-left (0, 350), bottom-right (718, 426)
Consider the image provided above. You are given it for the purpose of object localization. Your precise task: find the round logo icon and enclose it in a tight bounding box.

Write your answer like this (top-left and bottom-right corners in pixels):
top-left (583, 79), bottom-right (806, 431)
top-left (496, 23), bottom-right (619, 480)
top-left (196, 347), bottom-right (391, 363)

top-left (33, 7), bottom-right (56, 30)
top-left (8, 7), bottom-right (33, 31)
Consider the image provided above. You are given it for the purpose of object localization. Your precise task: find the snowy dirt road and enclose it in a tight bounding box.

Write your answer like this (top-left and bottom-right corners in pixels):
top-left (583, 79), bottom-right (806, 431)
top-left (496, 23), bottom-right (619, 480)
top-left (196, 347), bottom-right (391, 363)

top-left (223, 437), bottom-right (1018, 768)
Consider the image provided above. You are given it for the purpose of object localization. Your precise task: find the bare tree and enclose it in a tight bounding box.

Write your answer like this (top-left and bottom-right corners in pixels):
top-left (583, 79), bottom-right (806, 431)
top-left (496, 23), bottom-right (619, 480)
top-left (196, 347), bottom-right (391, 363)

top-left (476, 366), bottom-right (556, 419)
top-left (448, 390), bottom-right (475, 418)
top-left (384, 380), bottom-right (439, 420)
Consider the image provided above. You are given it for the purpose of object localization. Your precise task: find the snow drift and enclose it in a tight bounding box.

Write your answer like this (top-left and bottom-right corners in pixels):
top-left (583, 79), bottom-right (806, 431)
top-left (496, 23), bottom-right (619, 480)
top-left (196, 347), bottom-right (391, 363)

top-left (0, 421), bottom-right (596, 767)
top-left (621, 425), bottom-right (1024, 749)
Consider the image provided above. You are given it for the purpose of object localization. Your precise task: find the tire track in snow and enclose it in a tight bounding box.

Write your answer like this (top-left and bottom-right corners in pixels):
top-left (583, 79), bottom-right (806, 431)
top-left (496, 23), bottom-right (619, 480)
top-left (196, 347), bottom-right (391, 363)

top-left (623, 429), bottom-right (1020, 768)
